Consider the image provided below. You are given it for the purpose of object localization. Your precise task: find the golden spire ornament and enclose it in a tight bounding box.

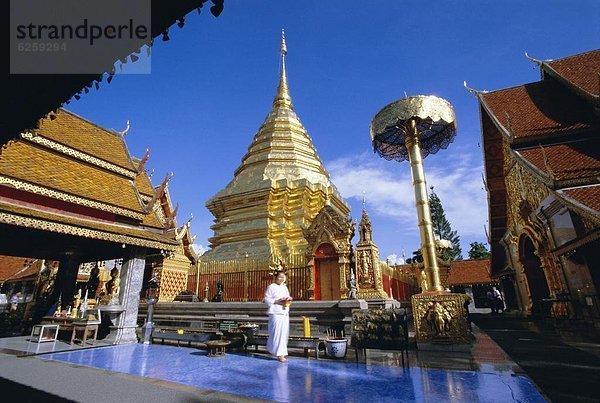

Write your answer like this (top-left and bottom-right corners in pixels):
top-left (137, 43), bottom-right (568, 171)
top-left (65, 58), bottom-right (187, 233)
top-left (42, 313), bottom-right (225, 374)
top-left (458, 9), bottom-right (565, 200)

top-left (273, 29), bottom-right (292, 109)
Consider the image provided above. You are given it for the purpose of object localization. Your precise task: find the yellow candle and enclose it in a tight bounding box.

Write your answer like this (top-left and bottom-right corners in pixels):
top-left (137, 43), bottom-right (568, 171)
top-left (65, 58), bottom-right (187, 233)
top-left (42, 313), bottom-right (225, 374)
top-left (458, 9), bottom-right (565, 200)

top-left (303, 316), bottom-right (310, 338)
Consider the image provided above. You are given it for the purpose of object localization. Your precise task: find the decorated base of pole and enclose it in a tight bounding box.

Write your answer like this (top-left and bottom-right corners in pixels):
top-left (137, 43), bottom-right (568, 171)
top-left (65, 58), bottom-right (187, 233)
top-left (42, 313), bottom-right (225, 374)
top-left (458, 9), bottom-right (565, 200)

top-left (411, 292), bottom-right (472, 350)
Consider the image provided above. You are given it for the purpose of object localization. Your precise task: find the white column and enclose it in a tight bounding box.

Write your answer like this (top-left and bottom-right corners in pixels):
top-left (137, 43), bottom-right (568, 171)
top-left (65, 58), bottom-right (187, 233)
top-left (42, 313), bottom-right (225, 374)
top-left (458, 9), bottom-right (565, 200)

top-left (114, 247), bottom-right (146, 344)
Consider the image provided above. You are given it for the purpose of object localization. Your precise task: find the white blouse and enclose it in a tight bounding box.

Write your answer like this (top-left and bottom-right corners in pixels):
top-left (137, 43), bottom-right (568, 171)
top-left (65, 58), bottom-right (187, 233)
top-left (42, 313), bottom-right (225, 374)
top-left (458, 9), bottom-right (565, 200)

top-left (264, 283), bottom-right (290, 316)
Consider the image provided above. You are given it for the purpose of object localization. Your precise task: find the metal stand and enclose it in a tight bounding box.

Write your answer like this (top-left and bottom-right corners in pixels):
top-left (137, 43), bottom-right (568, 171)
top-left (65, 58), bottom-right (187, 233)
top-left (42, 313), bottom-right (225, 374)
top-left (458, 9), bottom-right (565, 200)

top-left (142, 297), bottom-right (155, 345)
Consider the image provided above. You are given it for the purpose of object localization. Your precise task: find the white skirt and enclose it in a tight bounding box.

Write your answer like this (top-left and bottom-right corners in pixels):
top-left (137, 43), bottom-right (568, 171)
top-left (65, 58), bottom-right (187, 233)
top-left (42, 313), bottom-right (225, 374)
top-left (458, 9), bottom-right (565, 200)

top-left (267, 314), bottom-right (289, 357)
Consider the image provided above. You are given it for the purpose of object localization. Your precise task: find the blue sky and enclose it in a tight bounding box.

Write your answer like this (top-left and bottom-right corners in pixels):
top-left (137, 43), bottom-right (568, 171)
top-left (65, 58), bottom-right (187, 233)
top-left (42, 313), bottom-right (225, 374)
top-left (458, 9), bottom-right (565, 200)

top-left (66, 0), bottom-right (599, 263)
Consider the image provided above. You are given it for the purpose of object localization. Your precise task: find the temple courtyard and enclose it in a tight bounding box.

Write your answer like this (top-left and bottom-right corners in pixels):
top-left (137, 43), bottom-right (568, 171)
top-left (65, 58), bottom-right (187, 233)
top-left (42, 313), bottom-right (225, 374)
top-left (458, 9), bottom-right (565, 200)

top-left (2, 2), bottom-right (598, 403)
top-left (0, 319), bottom-right (557, 402)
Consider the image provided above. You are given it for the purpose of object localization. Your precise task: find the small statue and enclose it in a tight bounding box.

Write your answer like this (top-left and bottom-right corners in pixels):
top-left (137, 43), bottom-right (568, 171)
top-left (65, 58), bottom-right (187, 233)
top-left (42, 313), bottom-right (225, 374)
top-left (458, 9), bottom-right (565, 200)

top-left (420, 267), bottom-right (429, 292)
top-left (426, 302), bottom-right (452, 337)
top-left (212, 282), bottom-right (223, 302)
top-left (203, 282), bottom-right (209, 303)
top-left (72, 288), bottom-right (82, 316)
top-left (358, 251), bottom-right (372, 285)
top-left (79, 290), bottom-right (89, 319)
top-left (86, 264), bottom-right (100, 299)
top-left (347, 270), bottom-right (357, 299)
top-left (102, 267), bottom-right (120, 305)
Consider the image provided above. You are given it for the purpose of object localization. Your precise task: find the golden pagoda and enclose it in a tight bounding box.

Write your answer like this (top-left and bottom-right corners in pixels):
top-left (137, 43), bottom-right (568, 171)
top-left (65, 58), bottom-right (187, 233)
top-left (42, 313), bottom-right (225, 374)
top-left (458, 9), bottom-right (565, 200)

top-left (203, 31), bottom-right (350, 262)
top-left (198, 31), bottom-right (355, 301)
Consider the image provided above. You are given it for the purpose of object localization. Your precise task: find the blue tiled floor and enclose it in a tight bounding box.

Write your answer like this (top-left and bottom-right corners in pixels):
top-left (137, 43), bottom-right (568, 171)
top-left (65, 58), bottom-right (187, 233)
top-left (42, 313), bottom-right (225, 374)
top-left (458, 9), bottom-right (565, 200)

top-left (39, 344), bottom-right (546, 402)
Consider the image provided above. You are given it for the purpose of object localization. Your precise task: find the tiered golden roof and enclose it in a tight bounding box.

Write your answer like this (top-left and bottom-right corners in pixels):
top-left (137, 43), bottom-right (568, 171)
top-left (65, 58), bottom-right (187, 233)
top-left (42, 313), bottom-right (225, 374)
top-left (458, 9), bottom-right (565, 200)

top-left (204, 31), bottom-right (350, 261)
top-left (0, 109), bottom-right (178, 250)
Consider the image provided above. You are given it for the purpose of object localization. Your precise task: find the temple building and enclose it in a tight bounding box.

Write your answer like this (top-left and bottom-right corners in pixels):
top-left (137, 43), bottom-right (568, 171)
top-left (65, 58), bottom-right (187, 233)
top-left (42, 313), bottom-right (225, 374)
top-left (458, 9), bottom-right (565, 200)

top-left (0, 108), bottom-right (196, 341)
top-left (197, 33), bottom-right (359, 301)
top-left (475, 49), bottom-right (600, 323)
top-left (446, 259), bottom-right (500, 311)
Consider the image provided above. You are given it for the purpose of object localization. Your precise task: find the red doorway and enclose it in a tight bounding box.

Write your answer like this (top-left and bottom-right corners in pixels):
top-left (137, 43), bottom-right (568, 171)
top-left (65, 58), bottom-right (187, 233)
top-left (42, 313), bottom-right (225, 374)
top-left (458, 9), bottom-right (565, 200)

top-left (519, 235), bottom-right (550, 316)
top-left (314, 243), bottom-right (341, 300)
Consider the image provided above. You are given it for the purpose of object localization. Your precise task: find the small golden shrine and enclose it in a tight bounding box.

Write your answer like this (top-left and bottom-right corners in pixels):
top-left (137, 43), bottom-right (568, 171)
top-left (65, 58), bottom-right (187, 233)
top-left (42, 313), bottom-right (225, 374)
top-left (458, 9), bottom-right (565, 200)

top-left (354, 207), bottom-right (388, 299)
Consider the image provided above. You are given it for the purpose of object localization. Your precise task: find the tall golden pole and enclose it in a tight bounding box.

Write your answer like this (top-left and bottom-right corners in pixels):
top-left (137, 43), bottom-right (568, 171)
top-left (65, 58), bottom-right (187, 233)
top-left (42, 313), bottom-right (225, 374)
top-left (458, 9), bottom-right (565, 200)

top-left (405, 119), bottom-right (443, 292)
top-left (243, 253), bottom-right (249, 302)
top-left (371, 95), bottom-right (472, 346)
top-left (195, 261), bottom-right (200, 297)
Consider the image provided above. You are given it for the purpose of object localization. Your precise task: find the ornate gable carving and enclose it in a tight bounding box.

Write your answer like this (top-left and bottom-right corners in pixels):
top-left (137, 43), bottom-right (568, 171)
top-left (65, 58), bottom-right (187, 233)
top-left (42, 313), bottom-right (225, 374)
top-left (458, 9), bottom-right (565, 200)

top-left (303, 204), bottom-right (355, 254)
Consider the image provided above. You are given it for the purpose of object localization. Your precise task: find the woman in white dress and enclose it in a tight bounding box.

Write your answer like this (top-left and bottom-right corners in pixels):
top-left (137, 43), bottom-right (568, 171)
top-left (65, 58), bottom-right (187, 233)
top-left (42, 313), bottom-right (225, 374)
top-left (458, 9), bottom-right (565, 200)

top-left (264, 270), bottom-right (292, 362)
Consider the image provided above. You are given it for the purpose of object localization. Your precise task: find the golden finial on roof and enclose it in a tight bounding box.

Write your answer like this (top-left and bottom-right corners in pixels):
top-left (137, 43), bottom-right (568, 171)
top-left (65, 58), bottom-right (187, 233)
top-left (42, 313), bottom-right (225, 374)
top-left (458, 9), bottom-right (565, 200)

top-left (116, 119), bottom-right (130, 137)
top-left (273, 29), bottom-right (292, 109)
top-left (280, 29), bottom-right (287, 56)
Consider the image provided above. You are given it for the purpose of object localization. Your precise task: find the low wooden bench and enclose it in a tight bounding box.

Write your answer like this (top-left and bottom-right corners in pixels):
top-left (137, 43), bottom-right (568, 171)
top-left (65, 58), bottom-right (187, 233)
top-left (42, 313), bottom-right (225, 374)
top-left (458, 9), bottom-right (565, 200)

top-left (152, 329), bottom-right (218, 347)
top-left (206, 340), bottom-right (231, 357)
top-left (245, 334), bottom-right (322, 359)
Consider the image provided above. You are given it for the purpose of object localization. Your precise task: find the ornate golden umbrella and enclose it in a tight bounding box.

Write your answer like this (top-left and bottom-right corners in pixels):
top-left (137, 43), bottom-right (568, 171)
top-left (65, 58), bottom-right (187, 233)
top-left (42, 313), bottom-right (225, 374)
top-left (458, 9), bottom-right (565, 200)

top-left (370, 95), bottom-right (470, 345)
top-left (370, 95), bottom-right (456, 292)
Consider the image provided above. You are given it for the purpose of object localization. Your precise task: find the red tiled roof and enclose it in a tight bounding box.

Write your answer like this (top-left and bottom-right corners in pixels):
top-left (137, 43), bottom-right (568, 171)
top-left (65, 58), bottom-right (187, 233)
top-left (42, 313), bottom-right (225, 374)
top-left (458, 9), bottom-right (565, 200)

top-left (544, 49), bottom-right (600, 99)
top-left (448, 259), bottom-right (493, 286)
top-left (481, 79), bottom-right (600, 141)
top-left (560, 185), bottom-right (600, 214)
top-left (518, 139), bottom-right (600, 182)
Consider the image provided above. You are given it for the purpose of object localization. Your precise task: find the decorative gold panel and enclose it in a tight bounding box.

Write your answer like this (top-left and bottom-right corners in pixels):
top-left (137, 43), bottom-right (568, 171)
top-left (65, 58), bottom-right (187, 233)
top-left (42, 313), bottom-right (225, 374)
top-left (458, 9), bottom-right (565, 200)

top-left (411, 293), bottom-right (471, 344)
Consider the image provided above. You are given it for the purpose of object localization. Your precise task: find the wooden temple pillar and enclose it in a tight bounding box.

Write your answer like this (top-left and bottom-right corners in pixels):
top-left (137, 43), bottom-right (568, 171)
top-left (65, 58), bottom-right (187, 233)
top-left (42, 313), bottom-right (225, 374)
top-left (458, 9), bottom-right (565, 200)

top-left (53, 253), bottom-right (80, 311)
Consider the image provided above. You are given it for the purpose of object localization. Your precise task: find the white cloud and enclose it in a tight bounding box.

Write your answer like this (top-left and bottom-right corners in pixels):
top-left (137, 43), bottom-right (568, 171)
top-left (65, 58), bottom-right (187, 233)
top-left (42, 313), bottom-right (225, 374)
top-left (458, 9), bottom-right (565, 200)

top-left (327, 151), bottom-right (488, 241)
top-left (328, 154), bottom-right (415, 220)
top-left (386, 254), bottom-right (405, 265)
top-left (192, 243), bottom-right (207, 256)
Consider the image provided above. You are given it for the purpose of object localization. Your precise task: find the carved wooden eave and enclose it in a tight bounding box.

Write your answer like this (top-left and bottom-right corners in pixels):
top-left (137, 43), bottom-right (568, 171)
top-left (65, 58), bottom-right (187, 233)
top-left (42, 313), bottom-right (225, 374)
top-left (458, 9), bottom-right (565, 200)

top-left (553, 186), bottom-right (600, 226)
top-left (167, 221), bottom-right (198, 264)
top-left (143, 172), bottom-right (172, 214)
top-left (0, 202), bottom-right (178, 252)
top-left (511, 150), bottom-right (555, 188)
top-left (136, 148), bottom-right (150, 175)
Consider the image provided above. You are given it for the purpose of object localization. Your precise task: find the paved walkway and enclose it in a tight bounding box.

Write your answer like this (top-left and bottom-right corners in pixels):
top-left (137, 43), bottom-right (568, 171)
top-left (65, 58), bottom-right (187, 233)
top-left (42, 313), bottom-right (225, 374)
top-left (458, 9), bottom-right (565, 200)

top-left (0, 323), bottom-right (547, 402)
top-left (472, 313), bottom-right (600, 403)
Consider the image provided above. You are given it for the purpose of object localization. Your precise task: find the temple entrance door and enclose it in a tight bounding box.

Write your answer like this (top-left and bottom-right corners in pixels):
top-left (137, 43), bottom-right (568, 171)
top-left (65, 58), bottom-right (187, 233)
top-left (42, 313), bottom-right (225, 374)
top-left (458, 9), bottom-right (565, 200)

top-left (317, 259), bottom-right (341, 300)
top-left (314, 243), bottom-right (340, 300)
top-left (519, 235), bottom-right (550, 316)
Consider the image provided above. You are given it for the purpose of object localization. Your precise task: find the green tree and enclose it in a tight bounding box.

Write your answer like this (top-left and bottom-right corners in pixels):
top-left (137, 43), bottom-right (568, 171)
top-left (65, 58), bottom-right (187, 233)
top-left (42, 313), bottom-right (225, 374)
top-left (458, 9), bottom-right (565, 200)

top-left (468, 241), bottom-right (490, 260)
top-left (429, 187), bottom-right (462, 261)
top-left (405, 249), bottom-right (423, 264)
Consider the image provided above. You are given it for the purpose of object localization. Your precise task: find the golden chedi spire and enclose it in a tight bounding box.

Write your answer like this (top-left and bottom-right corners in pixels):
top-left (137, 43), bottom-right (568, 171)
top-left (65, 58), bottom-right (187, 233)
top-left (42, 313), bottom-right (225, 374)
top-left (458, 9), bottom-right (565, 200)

top-left (204, 31), bottom-right (350, 261)
top-left (273, 29), bottom-right (292, 109)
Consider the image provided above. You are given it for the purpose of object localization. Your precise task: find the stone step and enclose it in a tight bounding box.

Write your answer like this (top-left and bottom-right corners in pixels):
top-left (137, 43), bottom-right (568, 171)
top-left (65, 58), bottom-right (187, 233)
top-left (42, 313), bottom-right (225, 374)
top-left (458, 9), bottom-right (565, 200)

top-left (138, 299), bottom-right (412, 338)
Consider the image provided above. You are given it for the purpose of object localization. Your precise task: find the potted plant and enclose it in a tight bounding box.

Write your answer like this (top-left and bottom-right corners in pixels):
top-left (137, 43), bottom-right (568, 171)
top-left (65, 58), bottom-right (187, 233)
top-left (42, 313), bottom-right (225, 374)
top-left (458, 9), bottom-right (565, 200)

top-left (324, 329), bottom-right (347, 358)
